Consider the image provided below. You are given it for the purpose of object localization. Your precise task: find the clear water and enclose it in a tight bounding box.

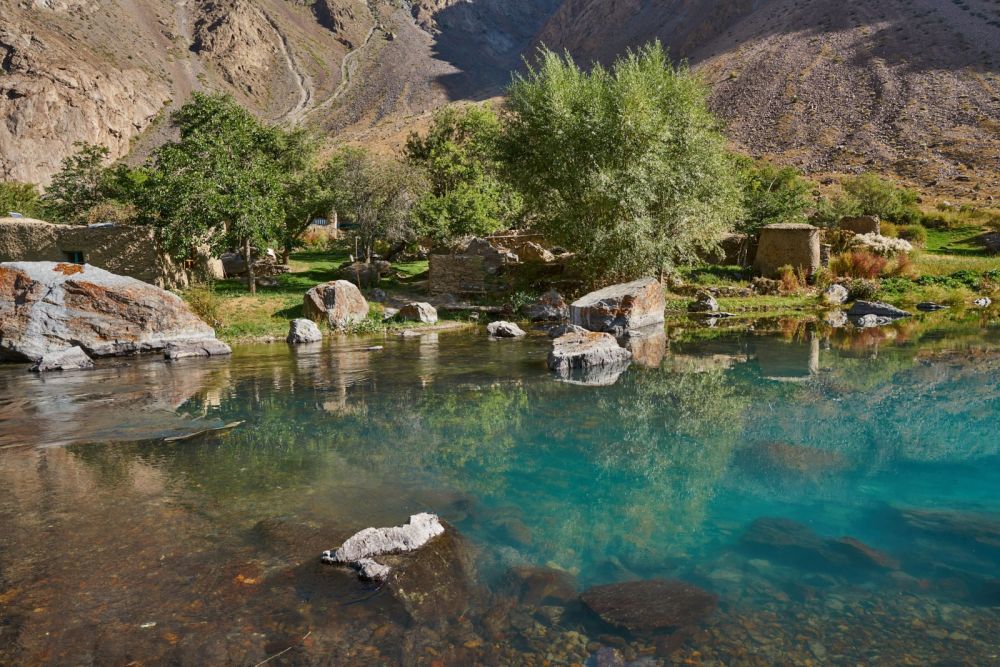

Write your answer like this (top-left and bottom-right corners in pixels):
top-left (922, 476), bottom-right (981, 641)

top-left (1, 318), bottom-right (999, 665)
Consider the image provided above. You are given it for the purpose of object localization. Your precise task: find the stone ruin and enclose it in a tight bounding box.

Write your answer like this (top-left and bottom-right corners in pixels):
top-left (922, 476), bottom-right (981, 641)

top-left (752, 223), bottom-right (821, 278)
top-left (839, 215), bottom-right (881, 235)
top-left (428, 233), bottom-right (560, 296)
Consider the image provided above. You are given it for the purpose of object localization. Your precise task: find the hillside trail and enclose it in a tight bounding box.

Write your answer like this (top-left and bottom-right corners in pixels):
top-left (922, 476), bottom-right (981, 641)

top-left (259, 7), bottom-right (314, 125)
top-left (309, 2), bottom-right (381, 118)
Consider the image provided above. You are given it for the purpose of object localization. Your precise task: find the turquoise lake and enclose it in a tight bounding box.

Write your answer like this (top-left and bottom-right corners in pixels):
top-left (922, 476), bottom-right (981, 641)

top-left (1, 317), bottom-right (999, 665)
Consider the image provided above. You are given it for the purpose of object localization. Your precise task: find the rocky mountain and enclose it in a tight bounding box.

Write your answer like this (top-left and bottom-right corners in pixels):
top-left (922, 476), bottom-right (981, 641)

top-left (2, 0), bottom-right (998, 198)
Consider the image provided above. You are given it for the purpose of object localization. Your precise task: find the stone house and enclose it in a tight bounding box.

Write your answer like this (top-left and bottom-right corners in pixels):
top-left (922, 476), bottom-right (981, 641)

top-left (0, 217), bottom-right (211, 288)
top-left (752, 223), bottom-right (821, 278)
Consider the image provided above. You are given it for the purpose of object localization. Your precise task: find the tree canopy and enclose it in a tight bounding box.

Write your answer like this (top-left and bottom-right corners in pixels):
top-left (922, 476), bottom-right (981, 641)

top-left (737, 159), bottom-right (812, 235)
top-left (500, 42), bottom-right (743, 281)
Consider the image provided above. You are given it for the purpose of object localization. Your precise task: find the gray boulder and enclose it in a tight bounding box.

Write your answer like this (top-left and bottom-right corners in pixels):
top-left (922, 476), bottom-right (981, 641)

top-left (164, 339), bottom-right (232, 360)
top-left (287, 318), bottom-right (322, 344)
top-left (321, 513), bottom-right (445, 581)
top-left (822, 284), bottom-right (849, 305)
top-left (570, 277), bottom-right (665, 333)
top-left (847, 300), bottom-right (911, 319)
top-left (687, 290), bottom-right (719, 313)
top-left (824, 310), bottom-right (848, 328)
top-left (30, 346), bottom-right (94, 372)
top-left (547, 323), bottom-right (588, 338)
top-left (337, 260), bottom-right (391, 287)
top-left (0, 262), bottom-right (221, 363)
top-left (487, 321), bottom-right (526, 338)
top-left (548, 331), bottom-right (632, 373)
top-left (398, 302), bottom-right (438, 324)
top-left (303, 280), bottom-right (369, 330)
top-left (524, 289), bottom-right (569, 322)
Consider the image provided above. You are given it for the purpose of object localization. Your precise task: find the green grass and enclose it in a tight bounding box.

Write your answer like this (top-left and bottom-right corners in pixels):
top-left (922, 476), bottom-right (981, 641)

top-left (181, 249), bottom-right (433, 343)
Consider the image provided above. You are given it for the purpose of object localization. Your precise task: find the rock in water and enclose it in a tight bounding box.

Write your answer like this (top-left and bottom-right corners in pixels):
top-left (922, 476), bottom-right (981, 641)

top-left (548, 331), bottom-right (632, 373)
top-left (487, 321), bottom-right (526, 338)
top-left (287, 318), bottom-right (322, 344)
top-left (916, 302), bottom-right (947, 312)
top-left (397, 302), bottom-right (439, 324)
top-left (847, 300), bottom-right (911, 319)
top-left (0, 262), bottom-right (220, 363)
top-left (580, 579), bottom-right (717, 633)
top-left (164, 339), bottom-right (233, 360)
top-left (302, 280), bottom-right (369, 330)
top-left (29, 346), bottom-right (94, 372)
top-left (321, 513), bottom-right (445, 580)
top-left (546, 323), bottom-right (588, 338)
top-left (570, 278), bottom-right (665, 334)
top-left (822, 284), bottom-right (849, 305)
top-left (525, 289), bottom-right (569, 322)
top-left (687, 290), bottom-right (719, 313)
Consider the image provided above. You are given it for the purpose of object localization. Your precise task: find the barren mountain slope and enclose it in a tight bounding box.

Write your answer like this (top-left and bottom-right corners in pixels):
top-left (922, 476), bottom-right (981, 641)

top-left (538, 0), bottom-right (1000, 197)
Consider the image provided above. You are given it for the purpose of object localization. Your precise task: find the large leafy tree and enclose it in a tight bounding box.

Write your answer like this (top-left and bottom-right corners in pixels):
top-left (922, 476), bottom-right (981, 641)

top-left (737, 159), bottom-right (812, 235)
top-left (322, 147), bottom-right (426, 263)
top-left (0, 181), bottom-right (45, 219)
top-left (143, 93), bottom-right (297, 294)
top-left (500, 42), bottom-right (743, 282)
top-left (43, 143), bottom-right (112, 224)
top-left (405, 104), bottom-right (521, 244)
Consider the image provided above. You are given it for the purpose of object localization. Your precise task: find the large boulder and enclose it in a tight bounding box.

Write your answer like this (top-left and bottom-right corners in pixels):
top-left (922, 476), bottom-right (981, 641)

top-left (398, 302), bottom-right (438, 324)
top-left (303, 280), bottom-right (369, 330)
top-left (570, 278), bottom-right (665, 334)
top-left (0, 262), bottom-right (220, 363)
top-left (847, 300), bottom-right (911, 320)
top-left (548, 331), bottom-right (632, 383)
top-left (337, 260), bottom-right (391, 287)
top-left (580, 579), bottom-right (717, 633)
top-left (822, 284), bottom-right (849, 305)
top-left (524, 289), bottom-right (569, 322)
top-left (30, 346), bottom-right (94, 372)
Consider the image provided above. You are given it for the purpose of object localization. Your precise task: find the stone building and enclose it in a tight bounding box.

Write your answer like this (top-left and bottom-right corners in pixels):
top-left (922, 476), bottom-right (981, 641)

top-left (0, 217), bottom-right (196, 288)
top-left (752, 223), bottom-right (821, 278)
top-left (839, 215), bottom-right (881, 235)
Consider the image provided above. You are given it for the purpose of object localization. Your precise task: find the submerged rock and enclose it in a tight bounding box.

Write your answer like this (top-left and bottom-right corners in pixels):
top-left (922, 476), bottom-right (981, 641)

top-left (287, 318), bottom-right (322, 344)
top-left (487, 321), bottom-right (526, 338)
top-left (164, 339), bottom-right (232, 360)
top-left (504, 566), bottom-right (577, 606)
top-left (398, 302), bottom-right (439, 324)
top-left (0, 261), bottom-right (220, 363)
top-left (321, 513), bottom-right (445, 581)
top-left (735, 441), bottom-right (849, 476)
top-left (29, 346), bottom-right (94, 372)
top-left (570, 277), bottom-right (665, 334)
top-left (847, 300), bottom-right (911, 319)
top-left (548, 331), bottom-right (632, 374)
top-left (741, 517), bottom-right (899, 572)
top-left (580, 579), bottom-right (717, 633)
top-left (303, 280), bottom-right (369, 330)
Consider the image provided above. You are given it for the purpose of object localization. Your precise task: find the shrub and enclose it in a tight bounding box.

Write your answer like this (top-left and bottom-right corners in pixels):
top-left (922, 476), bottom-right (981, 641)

top-left (880, 221), bottom-right (899, 238)
top-left (811, 266), bottom-right (834, 289)
top-left (850, 232), bottom-right (913, 257)
top-left (847, 278), bottom-right (880, 301)
top-left (184, 285), bottom-right (222, 327)
top-left (841, 173), bottom-right (921, 223)
top-left (777, 265), bottom-right (804, 293)
top-left (896, 224), bottom-right (928, 246)
top-left (831, 250), bottom-right (889, 279)
top-left (890, 252), bottom-right (917, 279)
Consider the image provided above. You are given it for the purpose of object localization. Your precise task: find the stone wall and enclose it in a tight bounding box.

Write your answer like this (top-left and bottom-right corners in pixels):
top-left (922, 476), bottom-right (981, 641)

top-left (752, 223), bottom-right (821, 278)
top-left (428, 254), bottom-right (487, 295)
top-left (839, 216), bottom-right (881, 235)
top-left (0, 218), bottom-right (188, 288)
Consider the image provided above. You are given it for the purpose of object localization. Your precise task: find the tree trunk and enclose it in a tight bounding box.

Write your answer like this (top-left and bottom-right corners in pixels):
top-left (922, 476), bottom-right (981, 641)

top-left (245, 238), bottom-right (256, 296)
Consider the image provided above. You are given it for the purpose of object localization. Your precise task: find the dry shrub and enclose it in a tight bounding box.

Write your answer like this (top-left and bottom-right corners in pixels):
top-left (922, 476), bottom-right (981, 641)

top-left (890, 252), bottom-right (917, 278)
top-left (299, 225), bottom-right (337, 250)
top-left (777, 265), bottom-right (808, 293)
top-left (184, 285), bottom-right (222, 327)
top-left (831, 250), bottom-right (889, 279)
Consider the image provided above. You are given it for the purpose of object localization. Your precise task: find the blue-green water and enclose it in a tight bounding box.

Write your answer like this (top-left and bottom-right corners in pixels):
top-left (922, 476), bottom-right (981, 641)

top-left (1, 320), bottom-right (999, 665)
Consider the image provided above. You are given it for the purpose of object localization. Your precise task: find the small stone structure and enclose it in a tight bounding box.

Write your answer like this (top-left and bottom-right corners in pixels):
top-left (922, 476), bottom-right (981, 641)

top-left (752, 223), bottom-right (821, 278)
top-left (0, 217), bottom-right (191, 288)
top-left (839, 215), bottom-right (881, 235)
top-left (429, 254), bottom-right (488, 296)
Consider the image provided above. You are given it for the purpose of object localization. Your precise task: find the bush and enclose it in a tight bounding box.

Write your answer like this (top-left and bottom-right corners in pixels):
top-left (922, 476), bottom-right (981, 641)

top-left (184, 285), bottom-right (222, 327)
top-left (831, 250), bottom-right (889, 279)
top-left (841, 173), bottom-right (921, 224)
top-left (811, 266), bottom-right (834, 290)
top-left (777, 265), bottom-right (805, 293)
top-left (880, 221), bottom-right (899, 238)
top-left (847, 278), bottom-right (880, 301)
top-left (0, 181), bottom-right (45, 219)
top-left (896, 224), bottom-right (927, 246)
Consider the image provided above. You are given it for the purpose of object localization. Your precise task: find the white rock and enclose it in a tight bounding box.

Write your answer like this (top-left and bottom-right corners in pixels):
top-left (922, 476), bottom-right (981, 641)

top-left (287, 318), bottom-right (322, 344)
top-left (486, 321), bottom-right (526, 338)
top-left (822, 284), bottom-right (849, 305)
top-left (321, 513), bottom-right (445, 581)
top-left (398, 302), bottom-right (438, 324)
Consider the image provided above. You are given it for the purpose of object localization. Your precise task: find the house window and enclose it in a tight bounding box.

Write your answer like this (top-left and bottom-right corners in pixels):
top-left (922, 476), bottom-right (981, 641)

top-left (64, 251), bottom-right (85, 264)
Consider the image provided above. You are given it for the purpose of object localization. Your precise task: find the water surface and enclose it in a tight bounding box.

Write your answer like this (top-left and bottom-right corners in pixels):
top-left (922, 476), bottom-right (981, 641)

top-left (1, 317), bottom-right (999, 665)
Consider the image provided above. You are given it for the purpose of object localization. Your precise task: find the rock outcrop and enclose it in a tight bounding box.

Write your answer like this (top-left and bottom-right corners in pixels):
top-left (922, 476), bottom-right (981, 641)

top-left (164, 339), bottom-right (232, 360)
top-left (287, 318), bottom-right (323, 344)
top-left (321, 513), bottom-right (446, 581)
top-left (29, 346), bottom-right (94, 373)
top-left (570, 278), bottom-right (665, 334)
top-left (548, 331), bottom-right (631, 385)
top-left (0, 262), bottom-right (222, 363)
top-left (847, 301), bottom-right (911, 320)
top-left (524, 289), bottom-right (569, 322)
top-left (303, 280), bottom-right (369, 329)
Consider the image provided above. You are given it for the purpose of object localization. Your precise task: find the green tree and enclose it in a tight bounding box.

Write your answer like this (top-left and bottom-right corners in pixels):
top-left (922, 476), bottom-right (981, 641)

top-left (500, 42), bottom-right (743, 282)
top-left (43, 143), bottom-right (111, 224)
top-left (738, 159), bottom-right (812, 235)
top-left (144, 93), bottom-right (295, 294)
top-left (323, 147), bottom-right (426, 263)
top-left (841, 173), bottom-right (920, 223)
top-left (0, 181), bottom-right (45, 219)
top-left (405, 104), bottom-right (520, 243)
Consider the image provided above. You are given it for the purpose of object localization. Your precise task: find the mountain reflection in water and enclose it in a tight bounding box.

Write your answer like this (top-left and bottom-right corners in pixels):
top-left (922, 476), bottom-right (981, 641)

top-left (1, 318), bottom-right (999, 665)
